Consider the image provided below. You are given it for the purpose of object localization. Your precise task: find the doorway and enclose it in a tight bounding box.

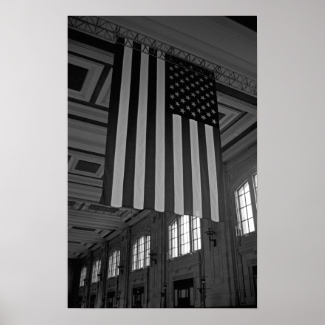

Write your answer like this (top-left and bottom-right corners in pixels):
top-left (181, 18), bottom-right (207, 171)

top-left (106, 291), bottom-right (115, 308)
top-left (174, 278), bottom-right (194, 308)
top-left (89, 294), bottom-right (96, 308)
top-left (132, 287), bottom-right (144, 308)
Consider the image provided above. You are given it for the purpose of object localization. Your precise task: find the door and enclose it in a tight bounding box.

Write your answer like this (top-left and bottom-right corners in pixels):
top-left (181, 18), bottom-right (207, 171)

top-left (106, 291), bottom-right (115, 308)
top-left (132, 287), bottom-right (144, 308)
top-left (89, 294), bottom-right (96, 308)
top-left (174, 278), bottom-right (194, 308)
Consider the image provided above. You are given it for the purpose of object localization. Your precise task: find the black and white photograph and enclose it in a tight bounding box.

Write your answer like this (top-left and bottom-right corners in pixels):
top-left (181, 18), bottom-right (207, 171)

top-left (2, 0), bottom-right (325, 324)
top-left (67, 16), bottom-right (257, 308)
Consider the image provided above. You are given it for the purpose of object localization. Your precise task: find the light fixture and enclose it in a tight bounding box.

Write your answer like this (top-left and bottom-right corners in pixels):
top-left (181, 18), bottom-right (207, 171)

top-left (149, 250), bottom-right (157, 265)
top-left (118, 265), bottom-right (124, 274)
top-left (205, 227), bottom-right (217, 250)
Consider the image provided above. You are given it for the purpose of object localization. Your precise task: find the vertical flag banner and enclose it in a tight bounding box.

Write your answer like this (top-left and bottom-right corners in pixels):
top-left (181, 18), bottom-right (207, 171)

top-left (101, 38), bottom-right (223, 221)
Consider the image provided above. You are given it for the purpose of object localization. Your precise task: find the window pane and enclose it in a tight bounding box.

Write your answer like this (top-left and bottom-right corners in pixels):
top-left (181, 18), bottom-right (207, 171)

top-left (132, 242), bottom-right (137, 271)
top-left (138, 237), bottom-right (145, 269)
top-left (145, 236), bottom-right (150, 266)
top-left (242, 220), bottom-right (249, 234)
top-left (180, 215), bottom-right (190, 255)
top-left (192, 216), bottom-right (201, 252)
top-left (170, 221), bottom-right (178, 258)
top-left (239, 194), bottom-right (246, 208)
top-left (245, 192), bottom-right (251, 205)
top-left (247, 205), bottom-right (253, 219)
top-left (241, 208), bottom-right (247, 220)
top-left (249, 218), bottom-right (255, 232)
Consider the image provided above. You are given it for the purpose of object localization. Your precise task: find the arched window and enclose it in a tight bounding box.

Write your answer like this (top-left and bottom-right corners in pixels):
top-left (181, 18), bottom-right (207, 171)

top-left (168, 215), bottom-right (201, 259)
top-left (107, 250), bottom-right (120, 278)
top-left (79, 266), bottom-right (87, 287)
top-left (132, 235), bottom-right (150, 271)
top-left (91, 259), bottom-right (101, 283)
top-left (235, 174), bottom-right (257, 236)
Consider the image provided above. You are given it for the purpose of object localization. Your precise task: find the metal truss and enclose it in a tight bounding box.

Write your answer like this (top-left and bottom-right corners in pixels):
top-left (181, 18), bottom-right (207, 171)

top-left (68, 16), bottom-right (257, 97)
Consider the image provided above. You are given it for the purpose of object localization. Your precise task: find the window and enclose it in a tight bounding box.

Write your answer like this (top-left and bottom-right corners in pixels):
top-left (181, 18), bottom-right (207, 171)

top-left (168, 215), bottom-right (201, 259)
top-left (253, 173), bottom-right (257, 207)
top-left (107, 250), bottom-right (120, 278)
top-left (79, 266), bottom-right (87, 287)
top-left (132, 235), bottom-right (150, 271)
top-left (91, 259), bottom-right (101, 283)
top-left (235, 179), bottom-right (256, 235)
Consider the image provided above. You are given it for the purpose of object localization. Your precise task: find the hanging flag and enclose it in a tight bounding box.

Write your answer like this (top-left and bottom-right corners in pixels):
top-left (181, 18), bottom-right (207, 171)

top-left (100, 38), bottom-right (223, 221)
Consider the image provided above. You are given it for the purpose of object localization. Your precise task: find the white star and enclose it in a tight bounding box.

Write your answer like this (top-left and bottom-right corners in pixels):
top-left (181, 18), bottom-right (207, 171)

top-left (175, 92), bottom-right (179, 97)
top-left (206, 103), bottom-right (210, 107)
top-left (211, 109), bottom-right (216, 114)
top-left (176, 102), bottom-right (180, 106)
top-left (180, 108), bottom-right (185, 113)
top-left (186, 78), bottom-right (189, 81)
top-left (212, 119), bottom-right (216, 124)
top-left (200, 87), bottom-right (204, 91)
top-left (180, 79), bottom-right (185, 83)
top-left (191, 84), bottom-right (195, 87)
top-left (197, 108), bottom-right (201, 113)
top-left (186, 106), bottom-right (191, 110)
top-left (205, 85), bottom-right (209, 88)
top-left (209, 82), bottom-right (213, 86)
top-left (190, 75), bottom-right (194, 78)
top-left (175, 65), bottom-right (179, 69)
top-left (175, 73), bottom-right (179, 77)
top-left (170, 105), bottom-right (174, 110)
top-left (207, 112), bottom-right (211, 117)
top-left (175, 82), bottom-right (179, 87)
top-left (170, 95), bottom-right (175, 99)
top-left (170, 85), bottom-right (174, 89)
top-left (186, 86), bottom-right (190, 90)
top-left (211, 100), bottom-right (215, 104)
top-left (180, 89), bottom-right (185, 93)
top-left (200, 79), bottom-right (203, 82)
top-left (195, 81), bottom-right (199, 85)
top-left (169, 76), bottom-right (174, 79)
top-left (202, 105), bottom-right (206, 110)
top-left (202, 115), bottom-right (206, 120)
top-left (180, 70), bottom-right (185, 75)
top-left (181, 98), bottom-right (185, 103)
top-left (196, 90), bottom-right (200, 94)
top-left (210, 91), bottom-right (213, 94)
top-left (191, 102), bottom-right (196, 107)
top-left (191, 93), bottom-right (196, 97)
top-left (169, 67), bottom-right (174, 71)
top-left (206, 94), bottom-right (210, 98)
top-left (191, 112), bottom-right (196, 117)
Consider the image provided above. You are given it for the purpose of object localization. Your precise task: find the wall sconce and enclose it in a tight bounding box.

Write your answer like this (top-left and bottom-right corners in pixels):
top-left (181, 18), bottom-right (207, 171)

top-left (205, 227), bottom-right (217, 250)
top-left (118, 265), bottom-right (124, 274)
top-left (149, 250), bottom-right (157, 265)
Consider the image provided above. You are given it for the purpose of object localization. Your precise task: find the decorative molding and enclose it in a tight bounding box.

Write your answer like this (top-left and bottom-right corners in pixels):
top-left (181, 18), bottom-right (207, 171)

top-left (68, 54), bottom-right (104, 102)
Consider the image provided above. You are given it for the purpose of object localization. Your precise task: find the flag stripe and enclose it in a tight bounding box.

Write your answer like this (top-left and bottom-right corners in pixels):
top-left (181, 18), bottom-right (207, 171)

top-left (100, 39), bottom-right (125, 206)
top-left (122, 43), bottom-right (141, 208)
top-left (181, 118), bottom-right (193, 215)
top-left (205, 125), bottom-right (219, 222)
top-left (173, 114), bottom-right (184, 215)
top-left (134, 50), bottom-right (149, 209)
top-left (197, 121), bottom-right (211, 220)
top-left (155, 57), bottom-right (165, 212)
top-left (164, 63), bottom-right (175, 214)
top-left (111, 44), bottom-right (133, 207)
top-left (213, 125), bottom-right (223, 221)
top-left (189, 120), bottom-right (202, 218)
top-left (144, 49), bottom-right (157, 210)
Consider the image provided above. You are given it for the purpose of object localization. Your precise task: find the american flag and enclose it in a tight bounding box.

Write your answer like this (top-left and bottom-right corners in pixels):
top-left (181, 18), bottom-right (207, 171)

top-left (101, 39), bottom-right (223, 221)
